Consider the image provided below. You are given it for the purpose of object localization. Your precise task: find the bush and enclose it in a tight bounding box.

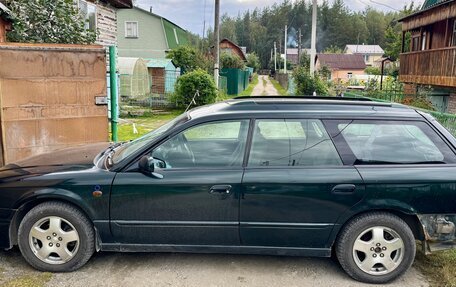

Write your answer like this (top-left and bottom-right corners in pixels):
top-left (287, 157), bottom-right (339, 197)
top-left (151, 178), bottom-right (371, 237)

top-left (246, 53), bottom-right (260, 72)
top-left (293, 67), bottom-right (328, 96)
top-left (174, 69), bottom-right (218, 107)
top-left (365, 66), bottom-right (381, 75)
top-left (221, 53), bottom-right (245, 69)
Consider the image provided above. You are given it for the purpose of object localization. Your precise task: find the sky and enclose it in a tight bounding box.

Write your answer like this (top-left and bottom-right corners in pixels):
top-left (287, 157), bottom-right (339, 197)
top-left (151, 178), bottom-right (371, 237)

top-left (135, 0), bottom-right (418, 35)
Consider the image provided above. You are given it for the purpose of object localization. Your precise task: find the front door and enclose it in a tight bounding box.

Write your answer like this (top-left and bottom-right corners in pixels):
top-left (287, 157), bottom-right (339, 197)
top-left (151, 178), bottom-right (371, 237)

top-left (240, 119), bottom-right (364, 249)
top-left (110, 119), bottom-right (250, 246)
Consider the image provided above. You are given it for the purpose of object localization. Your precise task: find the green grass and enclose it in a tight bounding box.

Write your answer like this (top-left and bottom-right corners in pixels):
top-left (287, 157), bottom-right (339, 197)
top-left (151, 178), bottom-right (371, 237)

top-left (2, 273), bottom-right (52, 287)
top-left (269, 77), bottom-right (288, 96)
top-left (415, 247), bottom-right (456, 287)
top-left (117, 109), bottom-right (183, 141)
top-left (239, 74), bottom-right (259, 97)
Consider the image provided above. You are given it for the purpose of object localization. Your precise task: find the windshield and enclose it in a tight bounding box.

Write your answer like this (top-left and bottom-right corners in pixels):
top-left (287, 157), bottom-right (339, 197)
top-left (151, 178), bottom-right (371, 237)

top-left (110, 113), bottom-right (188, 165)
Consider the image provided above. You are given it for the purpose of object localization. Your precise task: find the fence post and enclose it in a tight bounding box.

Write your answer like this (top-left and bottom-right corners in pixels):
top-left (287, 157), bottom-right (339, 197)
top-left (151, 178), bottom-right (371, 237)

top-left (109, 46), bottom-right (118, 142)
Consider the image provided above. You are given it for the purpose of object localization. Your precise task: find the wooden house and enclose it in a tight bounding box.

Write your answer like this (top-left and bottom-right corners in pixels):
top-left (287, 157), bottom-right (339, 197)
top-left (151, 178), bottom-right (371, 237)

top-left (220, 39), bottom-right (247, 61)
top-left (399, 0), bottom-right (456, 112)
top-left (315, 54), bottom-right (366, 82)
top-left (0, 2), bottom-right (11, 43)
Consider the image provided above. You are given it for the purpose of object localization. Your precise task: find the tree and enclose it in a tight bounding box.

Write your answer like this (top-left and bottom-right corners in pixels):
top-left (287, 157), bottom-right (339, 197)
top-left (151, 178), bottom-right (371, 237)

top-left (246, 53), bottom-right (260, 72)
top-left (7, 0), bottom-right (96, 44)
top-left (324, 45), bottom-right (343, 54)
top-left (220, 53), bottom-right (245, 69)
top-left (167, 46), bottom-right (199, 74)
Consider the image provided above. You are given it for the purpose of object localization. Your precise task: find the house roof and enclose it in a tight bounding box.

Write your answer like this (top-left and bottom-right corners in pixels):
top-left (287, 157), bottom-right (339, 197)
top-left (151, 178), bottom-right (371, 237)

top-left (134, 7), bottom-right (187, 32)
top-left (220, 38), bottom-right (247, 61)
top-left (421, 0), bottom-right (451, 10)
top-left (144, 58), bottom-right (176, 69)
top-left (287, 48), bottom-right (312, 55)
top-left (345, 45), bottom-right (384, 54)
top-left (105, 0), bottom-right (133, 8)
top-left (399, 0), bottom-right (454, 23)
top-left (0, 2), bottom-right (12, 21)
top-left (316, 54), bottom-right (366, 70)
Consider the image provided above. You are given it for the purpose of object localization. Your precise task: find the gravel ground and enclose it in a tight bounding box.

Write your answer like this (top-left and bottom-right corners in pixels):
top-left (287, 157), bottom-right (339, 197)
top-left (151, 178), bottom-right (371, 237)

top-left (0, 248), bottom-right (428, 287)
top-left (252, 75), bottom-right (279, 96)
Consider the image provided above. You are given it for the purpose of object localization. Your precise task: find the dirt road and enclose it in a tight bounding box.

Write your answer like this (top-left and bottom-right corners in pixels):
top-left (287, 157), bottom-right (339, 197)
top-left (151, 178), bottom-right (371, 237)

top-left (0, 248), bottom-right (428, 287)
top-left (252, 75), bottom-right (279, 96)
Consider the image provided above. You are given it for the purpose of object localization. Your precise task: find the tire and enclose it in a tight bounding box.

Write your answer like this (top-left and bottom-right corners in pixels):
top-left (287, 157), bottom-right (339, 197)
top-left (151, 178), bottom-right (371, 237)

top-left (336, 212), bottom-right (416, 284)
top-left (18, 201), bottom-right (95, 272)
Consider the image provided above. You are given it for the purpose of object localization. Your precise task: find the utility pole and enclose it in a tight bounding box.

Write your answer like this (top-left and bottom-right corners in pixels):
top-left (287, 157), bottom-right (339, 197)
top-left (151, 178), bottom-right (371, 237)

top-left (274, 41), bottom-right (277, 71)
top-left (310, 0), bottom-right (317, 77)
top-left (284, 25), bottom-right (288, 74)
top-left (214, 0), bottom-right (220, 87)
top-left (298, 28), bottom-right (302, 66)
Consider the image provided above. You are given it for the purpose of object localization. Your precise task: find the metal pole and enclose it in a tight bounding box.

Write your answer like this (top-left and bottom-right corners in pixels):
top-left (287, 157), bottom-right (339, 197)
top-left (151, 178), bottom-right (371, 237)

top-left (284, 25), bottom-right (287, 74)
top-left (214, 0), bottom-right (220, 88)
top-left (298, 28), bottom-right (302, 66)
top-left (274, 41), bottom-right (277, 71)
top-left (109, 46), bottom-right (118, 142)
top-left (310, 0), bottom-right (317, 77)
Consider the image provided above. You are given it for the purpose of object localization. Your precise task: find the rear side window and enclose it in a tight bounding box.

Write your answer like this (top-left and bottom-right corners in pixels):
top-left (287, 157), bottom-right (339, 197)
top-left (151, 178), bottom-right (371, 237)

top-left (332, 120), bottom-right (456, 164)
top-left (248, 119), bottom-right (342, 167)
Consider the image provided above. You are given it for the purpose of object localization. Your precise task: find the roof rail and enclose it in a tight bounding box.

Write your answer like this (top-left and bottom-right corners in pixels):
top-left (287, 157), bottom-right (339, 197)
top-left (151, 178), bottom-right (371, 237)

top-left (234, 96), bottom-right (373, 102)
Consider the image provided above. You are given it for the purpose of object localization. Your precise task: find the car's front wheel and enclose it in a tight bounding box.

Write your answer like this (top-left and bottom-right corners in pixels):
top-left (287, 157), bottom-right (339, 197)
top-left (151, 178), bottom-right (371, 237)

top-left (18, 201), bottom-right (95, 272)
top-left (336, 212), bottom-right (416, 284)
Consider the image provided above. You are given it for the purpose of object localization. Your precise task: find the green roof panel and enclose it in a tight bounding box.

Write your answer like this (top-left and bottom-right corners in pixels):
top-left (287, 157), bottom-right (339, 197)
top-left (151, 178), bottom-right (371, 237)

top-left (421, 0), bottom-right (451, 9)
top-left (163, 19), bottom-right (189, 50)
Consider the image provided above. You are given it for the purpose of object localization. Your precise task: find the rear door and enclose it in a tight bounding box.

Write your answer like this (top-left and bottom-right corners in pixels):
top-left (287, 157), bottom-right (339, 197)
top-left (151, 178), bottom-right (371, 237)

top-left (325, 119), bottom-right (456, 215)
top-left (240, 118), bottom-right (364, 249)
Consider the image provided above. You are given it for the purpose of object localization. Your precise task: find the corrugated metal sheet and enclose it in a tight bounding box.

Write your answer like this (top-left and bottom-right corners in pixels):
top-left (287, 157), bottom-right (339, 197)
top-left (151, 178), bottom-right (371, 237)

top-left (421, 0), bottom-right (452, 10)
top-left (345, 45), bottom-right (384, 54)
top-left (316, 54), bottom-right (366, 70)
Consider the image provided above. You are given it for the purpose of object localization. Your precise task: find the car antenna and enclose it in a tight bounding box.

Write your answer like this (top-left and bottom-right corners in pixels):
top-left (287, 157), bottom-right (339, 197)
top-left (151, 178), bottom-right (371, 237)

top-left (185, 90), bottom-right (200, 112)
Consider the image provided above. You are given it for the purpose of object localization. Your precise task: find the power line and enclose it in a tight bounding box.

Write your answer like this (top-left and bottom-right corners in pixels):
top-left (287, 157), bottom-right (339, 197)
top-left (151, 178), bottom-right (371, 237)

top-left (369, 0), bottom-right (400, 11)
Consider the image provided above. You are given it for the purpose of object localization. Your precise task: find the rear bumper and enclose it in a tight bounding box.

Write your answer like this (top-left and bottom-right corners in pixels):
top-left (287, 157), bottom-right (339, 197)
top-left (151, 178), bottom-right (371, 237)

top-left (0, 208), bottom-right (15, 249)
top-left (418, 214), bottom-right (456, 253)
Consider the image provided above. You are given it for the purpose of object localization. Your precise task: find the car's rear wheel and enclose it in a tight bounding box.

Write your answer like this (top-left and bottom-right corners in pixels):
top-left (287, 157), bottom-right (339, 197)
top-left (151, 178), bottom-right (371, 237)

top-left (18, 202), bottom-right (95, 272)
top-left (336, 212), bottom-right (416, 284)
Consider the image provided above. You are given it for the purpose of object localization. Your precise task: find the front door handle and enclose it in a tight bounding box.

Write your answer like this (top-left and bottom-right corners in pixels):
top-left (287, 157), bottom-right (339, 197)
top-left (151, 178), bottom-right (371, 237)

top-left (210, 185), bottom-right (232, 194)
top-left (332, 184), bottom-right (356, 194)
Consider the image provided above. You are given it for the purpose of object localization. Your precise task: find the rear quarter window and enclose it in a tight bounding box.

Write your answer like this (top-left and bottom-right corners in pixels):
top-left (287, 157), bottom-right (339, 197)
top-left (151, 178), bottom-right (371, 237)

top-left (328, 120), bottom-right (456, 165)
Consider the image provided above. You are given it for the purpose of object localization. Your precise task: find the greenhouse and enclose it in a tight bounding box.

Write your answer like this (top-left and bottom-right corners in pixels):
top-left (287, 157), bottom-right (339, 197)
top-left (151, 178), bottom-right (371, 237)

top-left (118, 57), bottom-right (150, 99)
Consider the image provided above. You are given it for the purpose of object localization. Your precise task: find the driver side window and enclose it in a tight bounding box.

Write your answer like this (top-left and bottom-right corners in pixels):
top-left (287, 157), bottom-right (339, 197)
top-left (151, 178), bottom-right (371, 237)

top-left (152, 120), bottom-right (250, 169)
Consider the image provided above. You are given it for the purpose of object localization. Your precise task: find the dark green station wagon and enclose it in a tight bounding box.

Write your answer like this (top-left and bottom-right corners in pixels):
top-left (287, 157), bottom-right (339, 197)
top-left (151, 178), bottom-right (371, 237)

top-left (1, 97), bottom-right (456, 284)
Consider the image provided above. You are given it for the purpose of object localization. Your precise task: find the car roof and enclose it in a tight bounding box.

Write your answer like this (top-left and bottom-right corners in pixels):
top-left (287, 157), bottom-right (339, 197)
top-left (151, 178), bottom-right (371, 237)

top-left (188, 96), bottom-right (422, 120)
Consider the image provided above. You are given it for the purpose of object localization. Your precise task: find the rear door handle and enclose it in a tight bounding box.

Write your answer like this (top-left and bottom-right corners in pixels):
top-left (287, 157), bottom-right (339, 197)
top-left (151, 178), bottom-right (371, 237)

top-left (210, 185), bottom-right (232, 194)
top-left (332, 184), bottom-right (356, 194)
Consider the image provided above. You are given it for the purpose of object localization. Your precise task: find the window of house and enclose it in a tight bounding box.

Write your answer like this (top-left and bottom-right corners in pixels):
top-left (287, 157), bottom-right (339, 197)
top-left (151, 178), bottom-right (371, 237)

top-left (452, 21), bottom-right (456, 46)
top-left (79, 0), bottom-right (97, 31)
top-left (347, 72), bottom-right (353, 79)
top-left (411, 35), bottom-right (421, 51)
top-left (248, 119), bottom-right (342, 167)
top-left (422, 31), bottom-right (427, 50)
top-left (125, 21), bottom-right (139, 38)
top-left (364, 54), bottom-right (369, 62)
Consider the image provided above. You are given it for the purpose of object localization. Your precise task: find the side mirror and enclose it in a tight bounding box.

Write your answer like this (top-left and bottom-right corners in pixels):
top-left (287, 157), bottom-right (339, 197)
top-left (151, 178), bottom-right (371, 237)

top-left (139, 155), bottom-right (154, 173)
top-left (138, 156), bottom-right (164, 178)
